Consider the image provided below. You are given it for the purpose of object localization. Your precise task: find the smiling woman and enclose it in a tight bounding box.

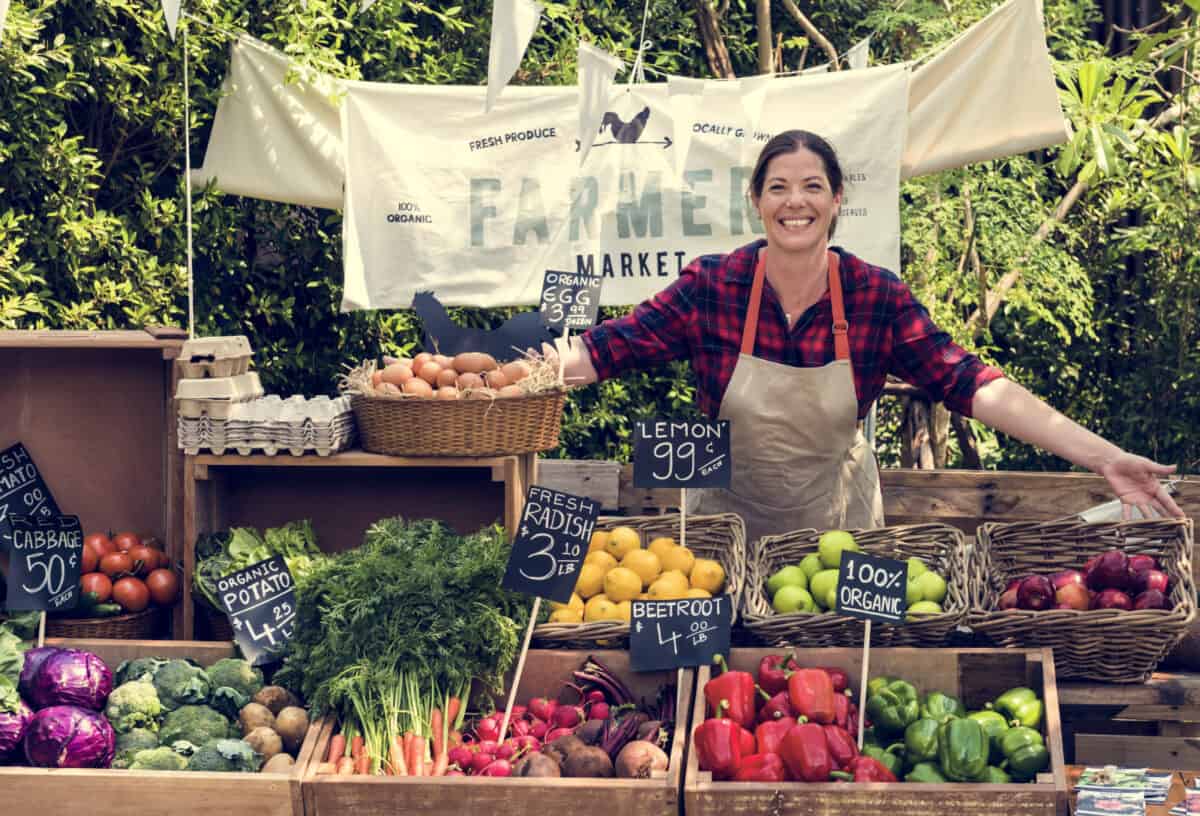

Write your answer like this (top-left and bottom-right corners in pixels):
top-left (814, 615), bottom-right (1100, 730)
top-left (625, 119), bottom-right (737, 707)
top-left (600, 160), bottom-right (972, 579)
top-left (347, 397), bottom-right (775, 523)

top-left (545, 129), bottom-right (1183, 546)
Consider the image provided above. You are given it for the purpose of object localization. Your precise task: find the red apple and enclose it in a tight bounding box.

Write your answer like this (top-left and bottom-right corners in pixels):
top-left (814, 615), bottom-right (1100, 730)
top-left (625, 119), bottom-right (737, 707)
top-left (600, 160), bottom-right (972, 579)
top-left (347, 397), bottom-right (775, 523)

top-left (1084, 554), bottom-right (1101, 574)
top-left (1128, 554), bottom-right (1158, 574)
top-left (1055, 583), bottom-right (1091, 611)
top-left (1133, 589), bottom-right (1170, 610)
top-left (1055, 602), bottom-right (1078, 610)
top-left (1132, 569), bottom-right (1170, 595)
top-left (998, 587), bottom-right (1020, 610)
top-left (1087, 589), bottom-right (1098, 609)
top-left (1087, 550), bottom-right (1131, 591)
top-left (1004, 577), bottom-right (1024, 594)
top-left (1017, 575), bottom-right (1056, 611)
top-left (1094, 589), bottom-right (1133, 611)
top-left (1050, 569), bottom-right (1086, 590)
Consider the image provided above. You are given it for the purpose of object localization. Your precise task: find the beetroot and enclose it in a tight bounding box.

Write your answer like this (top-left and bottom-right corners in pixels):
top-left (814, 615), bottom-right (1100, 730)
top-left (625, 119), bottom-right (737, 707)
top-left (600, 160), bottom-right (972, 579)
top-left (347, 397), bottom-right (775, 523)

top-left (1095, 589), bottom-right (1133, 611)
top-left (1087, 550), bottom-right (1130, 591)
top-left (1017, 575), bottom-right (1055, 611)
top-left (552, 705), bottom-right (583, 729)
top-left (1134, 589), bottom-right (1170, 610)
top-left (1004, 577), bottom-right (1024, 593)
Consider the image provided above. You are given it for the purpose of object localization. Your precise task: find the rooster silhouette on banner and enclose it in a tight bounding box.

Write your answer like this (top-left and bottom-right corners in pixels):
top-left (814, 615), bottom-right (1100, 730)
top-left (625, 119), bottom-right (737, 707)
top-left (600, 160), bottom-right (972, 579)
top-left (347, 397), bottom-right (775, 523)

top-left (410, 291), bottom-right (559, 362)
top-left (599, 106), bottom-right (651, 143)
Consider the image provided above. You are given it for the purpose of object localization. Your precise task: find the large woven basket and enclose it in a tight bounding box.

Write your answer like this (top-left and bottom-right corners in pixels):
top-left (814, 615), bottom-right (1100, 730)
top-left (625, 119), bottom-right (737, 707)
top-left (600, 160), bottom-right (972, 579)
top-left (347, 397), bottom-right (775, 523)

top-left (45, 607), bottom-right (167, 639)
top-left (532, 512), bottom-right (746, 648)
top-left (742, 523), bottom-right (970, 648)
top-left (970, 518), bottom-right (1196, 683)
top-left (351, 389), bottom-right (566, 456)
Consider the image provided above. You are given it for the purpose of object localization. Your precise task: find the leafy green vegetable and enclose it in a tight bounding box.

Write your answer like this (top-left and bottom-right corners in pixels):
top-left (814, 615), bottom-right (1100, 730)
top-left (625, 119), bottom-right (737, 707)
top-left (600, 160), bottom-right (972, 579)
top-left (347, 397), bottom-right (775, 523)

top-left (205, 659), bottom-right (263, 701)
top-left (193, 522), bottom-right (323, 610)
top-left (105, 680), bottom-right (164, 733)
top-left (111, 728), bottom-right (163, 769)
top-left (114, 657), bottom-right (169, 688)
top-left (0, 623), bottom-right (29, 714)
top-left (153, 660), bottom-right (212, 710)
top-left (159, 705), bottom-right (234, 746)
top-left (186, 738), bottom-right (261, 773)
top-left (129, 746), bottom-right (189, 771)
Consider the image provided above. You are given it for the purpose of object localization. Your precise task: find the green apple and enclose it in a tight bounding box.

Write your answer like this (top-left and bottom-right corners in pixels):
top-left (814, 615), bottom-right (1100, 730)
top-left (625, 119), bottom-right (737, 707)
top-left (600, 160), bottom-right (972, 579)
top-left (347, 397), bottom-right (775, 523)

top-left (907, 557), bottom-right (928, 582)
top-left (907, 600), bottom-right (943, 618)
top-left (825, 584), bottom-right (839, 611)
top-left (799, 553), bottom-right (824, 580)
top-left (809, 569), bottom-right (840, 610)
top-left (818, 529), bottom-right (860, 569)
top-left (767, 565), bottom-right (808, 597)
top-left (914, 571), bottom-right (948, 605)
top-left (906, 579), bottom-right (924, 607)
top-left (773, 585), bottom-right (815, 614)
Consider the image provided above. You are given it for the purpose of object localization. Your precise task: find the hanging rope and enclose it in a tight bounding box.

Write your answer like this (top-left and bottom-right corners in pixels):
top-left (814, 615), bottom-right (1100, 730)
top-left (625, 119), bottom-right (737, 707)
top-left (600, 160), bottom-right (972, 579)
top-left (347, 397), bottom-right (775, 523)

top-left (627, 0), bottom-right (652, 84)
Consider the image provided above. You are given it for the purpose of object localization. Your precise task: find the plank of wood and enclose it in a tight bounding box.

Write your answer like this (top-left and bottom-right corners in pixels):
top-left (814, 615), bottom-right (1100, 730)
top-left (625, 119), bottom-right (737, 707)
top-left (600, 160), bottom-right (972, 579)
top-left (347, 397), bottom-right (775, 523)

top-left (192, 451), bottom-right (513, 469)
top-left (1075, 734), bottom-right (1200, 769)
top-left (1060, 674), bottom-right (1200, 707)
top-left (535, 459), bottom-right (621, 510)
top-left (0, 329), bottom-right (184, 351)
top-left (45, 638), bottom-right (235, 666)
top-left (1116, 706), bottom-right (1200, 724)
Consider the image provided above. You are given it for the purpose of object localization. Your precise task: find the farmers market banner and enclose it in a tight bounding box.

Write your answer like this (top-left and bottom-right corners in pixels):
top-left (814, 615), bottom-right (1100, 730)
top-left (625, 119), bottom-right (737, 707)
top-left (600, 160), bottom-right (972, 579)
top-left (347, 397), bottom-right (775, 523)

top-left (341, 65), bottom-right (907, 309)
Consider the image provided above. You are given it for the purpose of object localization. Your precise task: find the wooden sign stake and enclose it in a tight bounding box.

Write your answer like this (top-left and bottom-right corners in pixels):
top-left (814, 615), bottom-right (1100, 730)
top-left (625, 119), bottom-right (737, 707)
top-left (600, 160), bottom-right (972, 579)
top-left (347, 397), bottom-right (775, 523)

top-left (36, 611), bottom-right (46, 649)
top-left (679, 488), bottom-right (686, 549)
top-left (857, 619), bottom-right (871, 749)
top-left (499, 596), bottom-right (541, 741)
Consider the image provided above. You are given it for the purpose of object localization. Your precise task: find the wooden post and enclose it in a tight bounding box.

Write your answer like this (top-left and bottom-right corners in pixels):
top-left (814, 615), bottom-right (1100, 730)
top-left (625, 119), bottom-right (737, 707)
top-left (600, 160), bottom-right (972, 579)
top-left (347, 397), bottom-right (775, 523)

top-left (680, 488), bottom-right (687, 549)
top-left (36, 612), bottom-right (46, 648)
top-left (857, 620), bottom-right (871, 749)
top-left (499, 596), bottom-right (541, 741)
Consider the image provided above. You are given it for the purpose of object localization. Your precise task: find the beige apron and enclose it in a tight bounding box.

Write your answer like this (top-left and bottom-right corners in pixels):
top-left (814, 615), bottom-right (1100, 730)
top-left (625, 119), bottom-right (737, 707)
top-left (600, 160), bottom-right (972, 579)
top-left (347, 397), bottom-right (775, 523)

top-left (689, 249), bottom-right (885, 547)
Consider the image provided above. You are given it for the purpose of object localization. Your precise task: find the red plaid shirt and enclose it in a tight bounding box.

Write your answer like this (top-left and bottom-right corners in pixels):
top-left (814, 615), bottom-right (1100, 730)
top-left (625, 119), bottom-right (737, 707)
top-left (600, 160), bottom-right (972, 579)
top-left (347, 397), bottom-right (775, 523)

top-left (582, 240), bottom-right (1004, 420)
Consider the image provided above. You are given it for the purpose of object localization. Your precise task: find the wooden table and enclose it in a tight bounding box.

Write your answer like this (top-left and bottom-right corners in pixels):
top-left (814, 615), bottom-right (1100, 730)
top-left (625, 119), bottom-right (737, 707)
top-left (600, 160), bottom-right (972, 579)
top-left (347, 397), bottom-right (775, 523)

top-left (1068, 767), bottom-right (1194, 815)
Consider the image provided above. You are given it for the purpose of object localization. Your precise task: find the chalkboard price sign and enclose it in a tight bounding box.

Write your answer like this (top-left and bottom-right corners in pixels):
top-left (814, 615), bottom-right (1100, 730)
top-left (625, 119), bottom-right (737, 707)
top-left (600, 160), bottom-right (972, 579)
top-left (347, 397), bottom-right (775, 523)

top-left (539, 270), bottom-right (603, 332)
top-left (835, 550), bottom-right (909, 624)
top-left (218, 556), bottom-right (297, 667)
top-left (0, 443), bottom-right (60, 553)
top-left (630, 596), bottom-right (732, 672)
top-left (633, 420), bottom-right (732, 489)
top-left (5, 514), bottom-right (83, 612)
top-left (502, 486), bottom-right (599, 604)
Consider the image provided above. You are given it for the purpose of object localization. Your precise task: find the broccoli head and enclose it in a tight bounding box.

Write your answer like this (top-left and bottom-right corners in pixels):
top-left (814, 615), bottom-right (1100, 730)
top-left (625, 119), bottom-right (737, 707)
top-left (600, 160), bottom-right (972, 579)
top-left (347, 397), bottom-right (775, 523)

top-left (129, 746), bottom-right (189, 771)
top-left (159, 705), bottom-right (234, 746)
top-left (170, 740), bottom-right (200, 757)
top-left (114, 657), bottom-right (168, 687)
top-left (209, 686), bottom-right (251, 720)
top-left (105, 679), bottom-right (164, 733)
top-left (186, 738), bottom-right (262, 773)
top-left (205, 658), bottom-right (263, 700)
top-left (111, 728), bottom-right (161, 769)
top-left (153, 659), bottom-right (212, 710)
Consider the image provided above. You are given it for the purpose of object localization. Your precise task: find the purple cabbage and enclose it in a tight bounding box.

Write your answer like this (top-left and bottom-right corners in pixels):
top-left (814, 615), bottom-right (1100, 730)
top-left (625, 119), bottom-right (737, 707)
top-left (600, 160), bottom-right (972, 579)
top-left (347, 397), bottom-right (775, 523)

top-left (18, 647), bottom-right (63, 699)
top-left (24, 705), bottom-right (115, 768)
top-left (0, 700), bottom-right (34, 761)
top-left (29, 650), bottom-right (112, 711)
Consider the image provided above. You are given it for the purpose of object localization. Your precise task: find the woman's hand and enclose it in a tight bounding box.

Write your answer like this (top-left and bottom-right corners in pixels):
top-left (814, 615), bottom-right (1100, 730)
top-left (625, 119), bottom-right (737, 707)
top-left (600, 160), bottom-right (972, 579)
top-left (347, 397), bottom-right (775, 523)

top-left (1097, 453), bottom-right (1183, 519)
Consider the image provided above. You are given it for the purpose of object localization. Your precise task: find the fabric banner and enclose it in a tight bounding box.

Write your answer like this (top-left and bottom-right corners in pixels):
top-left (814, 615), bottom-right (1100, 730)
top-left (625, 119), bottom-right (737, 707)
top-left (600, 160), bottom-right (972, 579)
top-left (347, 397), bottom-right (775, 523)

top-left (340, 65), bottom-right (908, 309)
top-left (577, 42), bottom-right (623, 163)
top-left (485, 0), bottom-right (544, 113)
top-left (161, 0), bottom-right (181, 40)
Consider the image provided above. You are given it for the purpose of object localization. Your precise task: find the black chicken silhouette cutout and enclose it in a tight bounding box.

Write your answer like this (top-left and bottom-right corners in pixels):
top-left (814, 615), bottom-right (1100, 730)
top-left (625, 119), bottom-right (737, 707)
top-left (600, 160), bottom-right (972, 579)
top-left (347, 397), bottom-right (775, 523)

top-left (411, 291), bottom-right (559, 362)
top-left (599, 106), bottom-right (651, 143)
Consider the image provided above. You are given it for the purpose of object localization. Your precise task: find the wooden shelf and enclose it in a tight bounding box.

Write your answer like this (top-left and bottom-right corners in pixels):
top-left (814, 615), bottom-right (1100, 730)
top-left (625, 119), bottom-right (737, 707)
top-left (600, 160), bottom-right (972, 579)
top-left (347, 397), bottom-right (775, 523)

top-left (0, 329), bottom-right (185, 358)
top-left (192, 451), bottom-right (517, 470)
top-left (1060, 673), bottom-right (1200, 707)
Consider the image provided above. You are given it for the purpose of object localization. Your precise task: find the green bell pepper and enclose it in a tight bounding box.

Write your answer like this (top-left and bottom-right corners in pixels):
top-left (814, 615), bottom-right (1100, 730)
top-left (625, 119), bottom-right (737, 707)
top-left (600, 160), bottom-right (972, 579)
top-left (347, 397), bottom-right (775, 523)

top-left (904, 718), bottom-right (941, 763)
top-left (967, 709), bottom-right (1012, 763)
top-left (862, 742), bottom-right (906, 778)
top-left (865, 679), bottom-right (920, 735)
top-left (973, 765), bottom-right (1012, 784)
top-left (905, 761), bottom-right (947, 783)
top-left (992, 687), bottom-right (1044, 730)
top-left (867, 676), bottom-right (897, 700)
top-left (999, 726), bottom-right (1049, 781)
top-left (920, 692), bottom-right (965, 723)
top-left (937, 717), bottom-right (989, 782)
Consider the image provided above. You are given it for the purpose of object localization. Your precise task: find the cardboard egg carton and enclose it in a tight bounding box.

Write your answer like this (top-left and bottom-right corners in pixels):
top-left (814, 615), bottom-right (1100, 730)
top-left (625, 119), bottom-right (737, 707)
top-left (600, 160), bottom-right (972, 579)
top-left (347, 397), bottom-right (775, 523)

top-left (178, 395), bottom-right (355, 457)
top-left (176, 372), bottom-right (265, 419)
top-left (178, 335), bottom-right (253, 378)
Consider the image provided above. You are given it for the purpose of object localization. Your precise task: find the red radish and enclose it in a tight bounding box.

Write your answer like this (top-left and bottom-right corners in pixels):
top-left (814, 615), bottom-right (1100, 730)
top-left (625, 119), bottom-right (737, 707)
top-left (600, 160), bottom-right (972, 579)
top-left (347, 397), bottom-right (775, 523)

top-left (496, 741), bottom-right (517, 760)
top-left (511, 735), bottom-right (541, 753)
top-left (469, 752), bottom-right (495, 773)
top-left (529, 697), bottom-right (557, 722)
top-left (511, 705), bottom-right (528, 719)
top-left (448, 746), bottom-right (474, 770)
top-left (588, 702), bottom-right (610, 721)
top-left (585, 690), bottom-right (606, 705)
top-left (475, 740), bottom-right (500, 756)
top-left (529, 719), bottom-right (549, 739)
top-left (511, 719), bottom-right (532, 737)
top-left (476, 717), bottom-right (502, 742)
top-left (480, 759), bottom-right (513, 777)
top-left (545, 727), bottom-right (575, 743)
top-left (552, 706), bottom-right (584, 729)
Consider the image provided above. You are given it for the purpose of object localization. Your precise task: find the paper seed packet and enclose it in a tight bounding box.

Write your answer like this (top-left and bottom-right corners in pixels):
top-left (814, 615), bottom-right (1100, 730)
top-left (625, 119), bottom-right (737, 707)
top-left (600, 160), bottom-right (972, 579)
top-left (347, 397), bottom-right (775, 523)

top-left (1076, 788), bottom-right (1145, 816)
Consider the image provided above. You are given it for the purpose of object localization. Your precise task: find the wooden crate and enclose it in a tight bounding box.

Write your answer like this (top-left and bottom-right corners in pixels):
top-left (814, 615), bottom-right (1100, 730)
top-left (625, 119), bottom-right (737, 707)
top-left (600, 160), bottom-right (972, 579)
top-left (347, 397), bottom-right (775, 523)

top-left (684, 647), bottom-right (1068, 816)
top-left (0, 329), bottom-right (186, 634)
top-left (302, 650), bottom-right (692, 816)
top-left (0, 638), bottom-right (328, 816)
top-left (182, 450), bottom-right (536, 638)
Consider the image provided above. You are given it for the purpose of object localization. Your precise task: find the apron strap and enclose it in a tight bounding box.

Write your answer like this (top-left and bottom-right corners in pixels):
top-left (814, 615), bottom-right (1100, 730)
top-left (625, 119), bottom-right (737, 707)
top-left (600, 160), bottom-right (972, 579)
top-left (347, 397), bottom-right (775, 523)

top-left (741, 249), bottom-right (851, 362)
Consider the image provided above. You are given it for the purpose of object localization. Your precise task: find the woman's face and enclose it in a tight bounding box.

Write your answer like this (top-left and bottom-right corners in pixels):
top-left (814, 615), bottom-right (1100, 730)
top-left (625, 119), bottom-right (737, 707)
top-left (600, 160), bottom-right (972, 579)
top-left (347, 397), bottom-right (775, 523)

top-left (752, 147), bottom-right (842, 255)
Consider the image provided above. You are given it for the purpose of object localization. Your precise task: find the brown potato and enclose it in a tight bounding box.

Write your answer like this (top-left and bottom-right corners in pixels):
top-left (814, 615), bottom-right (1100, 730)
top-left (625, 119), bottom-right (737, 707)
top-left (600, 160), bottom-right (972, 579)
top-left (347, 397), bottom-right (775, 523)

top-left (403, 378), bottom-right (433, 397)
top-left (244, 726), bottom-right (283, 759)
top-left (239, 703), bottom-right (275, 736)
top-left (452, 352), bottom-right (498, 374)
top-left (262, 753), bottom-right (295, 774)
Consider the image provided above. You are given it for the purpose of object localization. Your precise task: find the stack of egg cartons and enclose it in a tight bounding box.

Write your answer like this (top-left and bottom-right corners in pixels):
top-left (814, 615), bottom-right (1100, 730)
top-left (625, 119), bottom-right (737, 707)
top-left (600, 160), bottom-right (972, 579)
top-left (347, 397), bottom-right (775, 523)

top-left (175, 336), bottom-right (355, 456)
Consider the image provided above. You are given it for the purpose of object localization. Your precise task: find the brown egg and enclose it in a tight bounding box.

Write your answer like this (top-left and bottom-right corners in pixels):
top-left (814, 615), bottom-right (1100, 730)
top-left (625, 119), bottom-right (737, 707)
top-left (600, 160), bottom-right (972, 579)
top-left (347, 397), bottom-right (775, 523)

top-left (501, 360), bottom-right (532, 383)
top-left (435, 386), bottom-right (460, 400)
top-left (496, 385), bottom-right (524, 398)
top-left (412, 352), bottom-right (434, 372)
top-left (484, 369), bottom-right (510, 390)
top-left (371, 371), bottom-right (383, 387)
top-left (380, 363), bottom-right (414, 386)
top-left (376, 382), bottom-right (402, 396)
top-left (456, 372), bottom-right (485, 391)
top-left (432, 354), bottom-right (454, 369)
top-left (402, 378), bottom-right (433, 397)
top-left (436, 368), bottom-right (459, 388)
top-left (452, 352), bottom-right (498, 374)
top-left (417, 361), bottom-right (442, 386)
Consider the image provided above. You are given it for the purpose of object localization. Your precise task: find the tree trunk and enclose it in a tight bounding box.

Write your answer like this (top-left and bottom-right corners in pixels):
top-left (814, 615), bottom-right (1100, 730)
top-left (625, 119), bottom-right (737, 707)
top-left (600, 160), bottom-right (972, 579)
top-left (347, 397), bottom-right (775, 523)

top-left (930, 402), bottom-right (951, 468)
top-left (694, 0), bottom-right (736, 79)
top-left (778, 0), bottom-right (840, 68)
top-left (951, 412), bottom-right (984, 470)
top-left (756, 0), bottom-right (774, 74)
top-left (900, 397), bottom-right (935, 469)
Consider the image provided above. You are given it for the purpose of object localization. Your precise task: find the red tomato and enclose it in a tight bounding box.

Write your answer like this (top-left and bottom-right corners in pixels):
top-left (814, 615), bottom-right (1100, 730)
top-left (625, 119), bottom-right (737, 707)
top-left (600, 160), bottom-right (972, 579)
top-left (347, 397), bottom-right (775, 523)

top-left (127, 545), bottom-right (158, 576)
top-left (112, 532), bottom-right (141, 552)
top-left (81, 544), bottom-right (99, 574)
top-left (145, 569), bottom-right (180, 606)
top-left (112, 577), bottom-right (150, 613)
top-left (81, 572), bottom-right (113, 603)
top-left (84, 533), bottom-right (114, 557)
top-left (100, 551), bottom-right (134, 578)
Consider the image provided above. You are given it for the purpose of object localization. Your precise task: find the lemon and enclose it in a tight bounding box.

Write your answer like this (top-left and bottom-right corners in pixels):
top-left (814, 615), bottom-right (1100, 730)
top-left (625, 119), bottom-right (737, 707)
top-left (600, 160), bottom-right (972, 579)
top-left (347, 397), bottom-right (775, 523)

top-left (584, 594), bottom-right (620, 622)
top-left (604, 567), bottom-right (643, 602)
top-left (660, 546), bottom-right (696, 576)
top-left (549, 607), bottom-right (583, 624)
top-left (621, 549), bottom-right (662, 588)
top-left (648, 537), bottom-right (677, 561)
top-left (637, 592), bottom-right (652, 601)
top-left (574, 562), bottom-right (606, 599)
top-left (549, 592), bottom-right (585, 612)
top-left (605, 526), bottom-right (642, 560)
top-left (649, 570), bottom-right (690, 599)
top-left (690, 559), bottom-right (726, 594)
top-left (616, 600), bottom-right (633, 622)
top-left (686, 588), bottom-right (712, 598)
top-left (588, 530), bottom-right (611, 553)
top-left (584, 550), bottom-right (618, 572)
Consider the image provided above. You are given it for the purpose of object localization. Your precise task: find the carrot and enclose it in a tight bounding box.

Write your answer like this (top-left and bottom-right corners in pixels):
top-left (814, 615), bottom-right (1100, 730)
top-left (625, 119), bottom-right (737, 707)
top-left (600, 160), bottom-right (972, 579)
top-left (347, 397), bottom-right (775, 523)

top-left (413, 736), bottom-right (426, 777)
top-left (431, 750), bottom-right (449, 777)
top-left (351, 735), bottom-right (365, 761)
top-left (355, 753), bottom-right (371, 775)
top-left (445, 696), bottom-right (462, 728)
top-left (403, 732), bottom-right (417, 775)
top-left (448, 730), bottom-right (463, 749)
top-left (314, 762), bottom-right (336, 776)
top-left (336, 756), bottom-right (354, 775)
top-left (390, 733), bottom-right (408, 777)
top-left (430, 708), bottom-right (444, 758)
top-left (327, 734), bottom-right (346, 764)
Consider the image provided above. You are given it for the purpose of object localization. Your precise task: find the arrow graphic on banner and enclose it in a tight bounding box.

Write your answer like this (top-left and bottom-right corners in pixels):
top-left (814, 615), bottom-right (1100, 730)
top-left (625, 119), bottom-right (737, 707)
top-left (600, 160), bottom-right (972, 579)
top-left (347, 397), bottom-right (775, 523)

top-left (575, 136), bottom-right (673, 152)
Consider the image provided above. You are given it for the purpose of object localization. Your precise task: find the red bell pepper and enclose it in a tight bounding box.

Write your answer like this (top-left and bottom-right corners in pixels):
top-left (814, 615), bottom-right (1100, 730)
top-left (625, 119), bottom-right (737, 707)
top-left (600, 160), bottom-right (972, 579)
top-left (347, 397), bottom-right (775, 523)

top-left (820, 667), bottom-right (851, 694)
top-left (780, 722), bottom-right (834, 782)
top-left (738, 726), bottom-right (755, 757)
top-left (834, 693), bottom-right (859, 733)
top-left (754, 717), bottom-right (796, 756)
top-left (838, 755), bottom-right (898, 782)
top-left (757, 690), bottom-right (796, 724)
top-left (693, 702), bottom-right (743, 781)
top-left (788, 668), bottom-right (836, 725)
top-left (705, 656), bottom-right (757, 728)
top-left (757, 654), bottom-right (790, 696)
top-left (734, 752), bottom-right (787, 783)
top-left (822, 724), bottom-right (859, 770)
